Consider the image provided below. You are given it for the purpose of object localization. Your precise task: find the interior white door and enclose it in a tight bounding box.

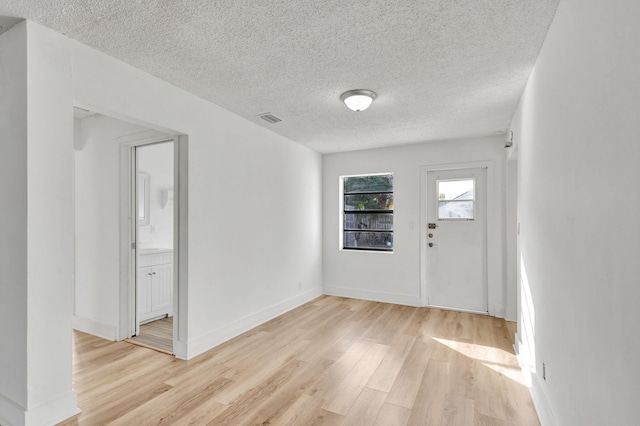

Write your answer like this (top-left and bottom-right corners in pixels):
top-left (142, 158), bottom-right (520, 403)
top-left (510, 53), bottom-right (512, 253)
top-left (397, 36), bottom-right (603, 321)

top-left (426, 167), bottom-right (487, 313)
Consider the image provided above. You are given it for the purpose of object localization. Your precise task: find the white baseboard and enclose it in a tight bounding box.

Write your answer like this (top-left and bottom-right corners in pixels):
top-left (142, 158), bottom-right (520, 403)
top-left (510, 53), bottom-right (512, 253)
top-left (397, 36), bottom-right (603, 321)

top-left (515, 337), bottom-right (556, 426)
top-left (323, 286), bottom-right (422, 307)
top-left (530, 374), bottom-right (556, 426)
top-left (0, 390), bottom-right (80, 426)
top-left (184, 287), bottom-right (323, 360)
top-left (72, 315), bottom-right (117, 341)
top-left (173, 340), bottom-right (188, 361)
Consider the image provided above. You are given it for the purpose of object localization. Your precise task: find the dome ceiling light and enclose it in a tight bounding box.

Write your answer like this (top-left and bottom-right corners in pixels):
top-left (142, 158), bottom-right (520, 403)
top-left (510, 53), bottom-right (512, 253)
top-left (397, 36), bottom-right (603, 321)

top-left (340, 89), bottom-right (377, 112)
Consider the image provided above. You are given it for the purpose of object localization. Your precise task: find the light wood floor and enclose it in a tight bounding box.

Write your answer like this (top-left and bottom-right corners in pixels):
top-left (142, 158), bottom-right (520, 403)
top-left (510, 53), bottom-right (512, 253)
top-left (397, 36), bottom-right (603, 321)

top-left (59, 296), bottom-right (538, 425)
top-left (127, 316), bottom-right (173, 354)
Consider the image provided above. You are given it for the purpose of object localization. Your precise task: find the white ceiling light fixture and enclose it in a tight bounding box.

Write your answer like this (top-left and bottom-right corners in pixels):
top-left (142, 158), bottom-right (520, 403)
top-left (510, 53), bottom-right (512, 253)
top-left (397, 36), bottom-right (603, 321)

top-left (340, 89), bottom-right (377, 112)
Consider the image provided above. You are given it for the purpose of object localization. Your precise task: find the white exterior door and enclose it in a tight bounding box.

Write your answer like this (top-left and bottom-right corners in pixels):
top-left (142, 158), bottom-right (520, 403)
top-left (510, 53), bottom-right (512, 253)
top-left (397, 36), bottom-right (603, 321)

top-left (426, 167), bottom-right (487, 313)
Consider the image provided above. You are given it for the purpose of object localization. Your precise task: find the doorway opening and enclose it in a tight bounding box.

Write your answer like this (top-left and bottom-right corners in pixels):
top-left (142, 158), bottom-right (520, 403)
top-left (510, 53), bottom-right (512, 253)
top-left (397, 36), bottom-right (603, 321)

top-left (72, 106), bottom-right (188, 359)
top-left (125, 140), bottom-right (175, 354)
top-left (118, 131), bottom-right (188, 359)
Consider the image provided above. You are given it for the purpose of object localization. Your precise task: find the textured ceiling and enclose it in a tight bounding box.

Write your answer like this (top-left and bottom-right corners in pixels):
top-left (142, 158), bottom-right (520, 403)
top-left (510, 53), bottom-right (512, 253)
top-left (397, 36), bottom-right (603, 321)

top-left (1, 1), bottom-right (559, 153)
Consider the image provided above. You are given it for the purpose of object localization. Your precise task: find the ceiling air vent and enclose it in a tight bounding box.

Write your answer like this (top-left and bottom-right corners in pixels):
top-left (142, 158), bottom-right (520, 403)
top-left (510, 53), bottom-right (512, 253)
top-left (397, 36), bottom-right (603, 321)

top-left (258, 113), bottom-right (282, 124)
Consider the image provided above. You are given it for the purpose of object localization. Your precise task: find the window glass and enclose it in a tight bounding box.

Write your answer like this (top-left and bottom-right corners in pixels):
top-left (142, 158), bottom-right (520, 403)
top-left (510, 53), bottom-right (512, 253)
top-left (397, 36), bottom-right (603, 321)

top-left (344, 193), bottom-right (393, 211)
top-left (437, 179), bottom-right (474, 220)
top-left (344, 213), bottom-right (393, 231)
top-left (438, 200), bottom-right (474, 219)
top-left (438, 179), bottom-right (474, 200)
top-left (344, 232), bottom-right (393, 250)
top-left (343, 174), bottom-right (393, 251)
top-left (344, 175), bottom-right (393, 193)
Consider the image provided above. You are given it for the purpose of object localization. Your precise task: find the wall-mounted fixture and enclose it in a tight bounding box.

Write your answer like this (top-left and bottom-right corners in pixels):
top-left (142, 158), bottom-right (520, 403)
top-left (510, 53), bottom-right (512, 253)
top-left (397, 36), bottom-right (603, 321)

top-left (138, 172), bottom-right (150, 225)
top-left (340, 89), bottom-right (377, 112)
top-left (505, 131), bottom-right (514, 148)
top-left (161, 189), bottom-right (174, 209)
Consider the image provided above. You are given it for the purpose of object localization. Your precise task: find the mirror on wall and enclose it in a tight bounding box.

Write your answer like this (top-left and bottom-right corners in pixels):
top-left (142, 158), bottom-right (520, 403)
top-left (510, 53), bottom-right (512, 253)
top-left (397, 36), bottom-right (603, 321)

top-left (138, 172), bottom-right (150, 226)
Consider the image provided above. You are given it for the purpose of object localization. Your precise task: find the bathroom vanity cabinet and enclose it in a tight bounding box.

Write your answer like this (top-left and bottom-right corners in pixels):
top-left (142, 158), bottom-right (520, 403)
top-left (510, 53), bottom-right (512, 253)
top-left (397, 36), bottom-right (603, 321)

top-left (138, 249), bottom-right (173, 323)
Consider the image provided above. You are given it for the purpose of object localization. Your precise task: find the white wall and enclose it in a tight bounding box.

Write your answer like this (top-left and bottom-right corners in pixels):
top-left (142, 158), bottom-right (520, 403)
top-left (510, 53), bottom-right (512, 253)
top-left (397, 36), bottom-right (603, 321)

top-left (505, 150), bottom-right (518, 321)
top-left (323, 137), bottom-right (509, 317)
top-left (68, 24), bottom-right (323, 359)
top-left (0, 19), bottom-right (29, 424)
top-left (1, 19), bottom-right (322, 424)
top-left (138, 142), bottom-right (174, 249)
top-left (510, 0), bottom-right (640, 424)
top-left (0, 21), bottom-right (79, 425)
top-left (73, 115), bottom-right (153, 339)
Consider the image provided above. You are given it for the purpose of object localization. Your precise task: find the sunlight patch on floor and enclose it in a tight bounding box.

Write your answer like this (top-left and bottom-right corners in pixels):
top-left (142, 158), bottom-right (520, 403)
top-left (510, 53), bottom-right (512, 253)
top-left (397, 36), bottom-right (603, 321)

top-left (433, 337), bottom-right (527, 386)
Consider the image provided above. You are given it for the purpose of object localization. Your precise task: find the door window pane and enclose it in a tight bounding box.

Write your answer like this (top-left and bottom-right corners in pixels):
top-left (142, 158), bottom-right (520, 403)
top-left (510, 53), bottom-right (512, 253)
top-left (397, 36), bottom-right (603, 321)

top-left (438, 179), bottom-right (474, 200)
top-left (437, 179), bottom-right (474, 220)
top-left (438, 200), bottom-right (474, 219)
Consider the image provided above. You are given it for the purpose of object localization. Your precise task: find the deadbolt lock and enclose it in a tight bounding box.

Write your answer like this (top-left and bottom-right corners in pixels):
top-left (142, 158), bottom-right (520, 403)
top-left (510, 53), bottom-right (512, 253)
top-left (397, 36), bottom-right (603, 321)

top-left (428, 233), bottom-right (433, 238)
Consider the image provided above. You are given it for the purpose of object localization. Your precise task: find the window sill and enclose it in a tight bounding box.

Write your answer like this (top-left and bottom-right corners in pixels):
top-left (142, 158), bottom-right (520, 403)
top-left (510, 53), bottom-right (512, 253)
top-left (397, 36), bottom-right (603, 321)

top-left (340, 248), bottom-right (394, 254)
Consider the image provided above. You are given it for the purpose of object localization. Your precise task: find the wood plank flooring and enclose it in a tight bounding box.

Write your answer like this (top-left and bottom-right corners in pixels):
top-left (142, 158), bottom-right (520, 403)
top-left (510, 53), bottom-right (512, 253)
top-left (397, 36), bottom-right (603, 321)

top-left (59, 296), bottom-right (539, 425)
top-left (126, 316), bottom-right (173, 354)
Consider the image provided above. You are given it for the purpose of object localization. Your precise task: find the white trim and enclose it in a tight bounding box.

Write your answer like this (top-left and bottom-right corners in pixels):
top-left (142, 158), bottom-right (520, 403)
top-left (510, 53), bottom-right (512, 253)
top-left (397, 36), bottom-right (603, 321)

top-left (426, 304), bottom-right (489, 316)
top-left (530, 374), bottom-right (556, 426)
top-left (420, 160), bottom-right (501, 316)
top-left (323, 286), bottom-right (421, 307)
top-left (72, 315), bottom-right (117, 341)
top-left (183, 288), bottom-right (323, 360)
top-left (0, 390), bottom-right (80, 426)
top-left (173, 135), bottom-right (189, 359)
top-left (337, 249), bottom-right (394, 255)
top-left (339, 171), bottom-right (395, 179)
top-left (118, 134), bottom-right (188, 361)
top-left (515, 338), bottom-right (557, 426)
top-left (73, 101), bottom-right (182, 137)
top-left (505, 149), bottom-right (519, 322)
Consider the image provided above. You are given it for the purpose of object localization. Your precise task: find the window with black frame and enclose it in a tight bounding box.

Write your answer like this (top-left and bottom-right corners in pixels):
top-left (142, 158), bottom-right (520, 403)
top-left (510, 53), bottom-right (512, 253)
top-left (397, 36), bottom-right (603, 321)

top-left (343, 174), bottom-right (393, 251)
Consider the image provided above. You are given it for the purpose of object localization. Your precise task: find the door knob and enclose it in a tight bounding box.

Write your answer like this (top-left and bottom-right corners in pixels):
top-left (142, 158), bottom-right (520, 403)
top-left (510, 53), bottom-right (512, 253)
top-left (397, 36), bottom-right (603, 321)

top-left (428, 242), bottom-right (435, 247)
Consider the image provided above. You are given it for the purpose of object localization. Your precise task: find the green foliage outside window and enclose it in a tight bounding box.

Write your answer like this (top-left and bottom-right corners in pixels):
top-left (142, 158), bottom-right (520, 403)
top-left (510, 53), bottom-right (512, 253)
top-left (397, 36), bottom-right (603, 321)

top-left (343, 174), bottom-right (394, 251)
top-left (344, 175), bottom-right (393, 193)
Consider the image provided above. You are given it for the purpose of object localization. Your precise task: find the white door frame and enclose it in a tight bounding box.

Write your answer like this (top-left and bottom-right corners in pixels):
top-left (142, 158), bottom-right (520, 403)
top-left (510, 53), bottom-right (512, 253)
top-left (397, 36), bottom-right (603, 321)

top-left (420, 160), bottom-right (500, 316)
top-left (118, 132), bottom-right (189, 359)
